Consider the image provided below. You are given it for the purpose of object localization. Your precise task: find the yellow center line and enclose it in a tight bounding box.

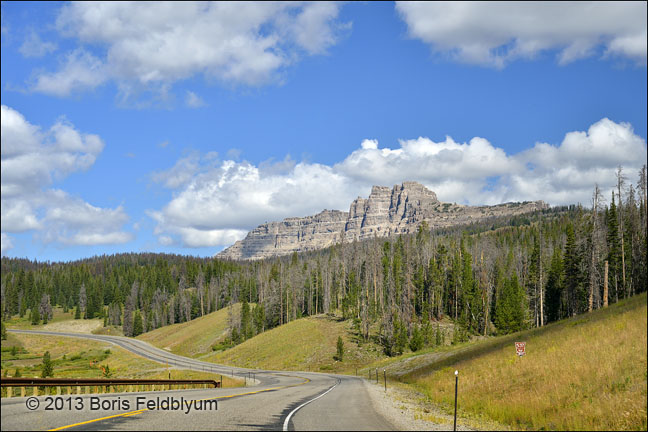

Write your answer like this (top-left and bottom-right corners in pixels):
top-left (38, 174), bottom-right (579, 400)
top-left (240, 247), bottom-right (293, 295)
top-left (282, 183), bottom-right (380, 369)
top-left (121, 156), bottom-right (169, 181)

top-left (47, 376), bottom-right (311, 431)
top-left (48, 411), bottom-right (148, 431)
top-left (121, 410), bottom-right (147, 417)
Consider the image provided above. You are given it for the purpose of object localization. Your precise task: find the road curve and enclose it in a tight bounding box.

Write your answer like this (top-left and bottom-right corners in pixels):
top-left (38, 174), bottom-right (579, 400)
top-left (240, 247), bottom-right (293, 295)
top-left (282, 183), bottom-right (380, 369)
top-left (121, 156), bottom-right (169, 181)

top-left (2, 329), bottom-right (396, 431)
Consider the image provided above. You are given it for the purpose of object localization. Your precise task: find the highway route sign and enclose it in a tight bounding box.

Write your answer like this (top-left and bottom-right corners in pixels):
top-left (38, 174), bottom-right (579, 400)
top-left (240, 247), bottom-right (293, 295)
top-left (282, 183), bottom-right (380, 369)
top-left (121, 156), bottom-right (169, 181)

top-left (515, 342), bottom-right (526, 356)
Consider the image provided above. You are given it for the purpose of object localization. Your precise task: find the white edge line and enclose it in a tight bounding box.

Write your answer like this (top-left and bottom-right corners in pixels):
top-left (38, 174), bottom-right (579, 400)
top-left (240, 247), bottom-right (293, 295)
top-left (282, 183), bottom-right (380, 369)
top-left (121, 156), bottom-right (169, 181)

top-left (282, 379), bottom-right (340, 431)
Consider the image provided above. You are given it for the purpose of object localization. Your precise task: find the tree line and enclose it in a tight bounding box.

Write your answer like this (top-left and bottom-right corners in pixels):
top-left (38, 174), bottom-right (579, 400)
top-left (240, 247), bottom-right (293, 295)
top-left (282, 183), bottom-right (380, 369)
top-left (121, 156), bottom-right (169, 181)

top-left (2, 165), bottom-right (646, 355)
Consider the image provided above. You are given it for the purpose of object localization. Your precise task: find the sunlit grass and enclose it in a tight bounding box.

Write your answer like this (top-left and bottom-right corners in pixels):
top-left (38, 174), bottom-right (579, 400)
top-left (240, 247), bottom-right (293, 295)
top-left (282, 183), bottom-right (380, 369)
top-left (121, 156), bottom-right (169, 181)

top-left (409, 293), bottom-right (647, 431)
top-left (204, 314), bottom-right (385, 374)
top-left (5, 307), bottom-right (103, 332)
top-left (137, 304), bottom-right (241, 358)
top-left (1, 333), bottom-right (243, 389)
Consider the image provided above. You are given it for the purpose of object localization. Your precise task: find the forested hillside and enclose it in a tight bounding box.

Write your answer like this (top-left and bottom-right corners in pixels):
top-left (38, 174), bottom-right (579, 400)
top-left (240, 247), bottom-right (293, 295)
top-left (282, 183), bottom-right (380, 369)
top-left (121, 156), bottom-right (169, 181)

top-left (2, 166), bottom-right (646, 356)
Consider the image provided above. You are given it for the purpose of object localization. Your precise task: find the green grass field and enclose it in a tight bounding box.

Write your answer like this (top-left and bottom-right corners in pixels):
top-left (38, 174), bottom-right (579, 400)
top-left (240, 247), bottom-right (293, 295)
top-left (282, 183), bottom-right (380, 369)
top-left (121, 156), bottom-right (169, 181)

top-left (204, 314), bottom-right (386, 373)
top-left (5, 307), bottom-right (103, 333)
top-left (137, 304), bottom-right (240, 358)
top-left (387, 293), bottom-right (648, 431)
top-left (1, 332), bottom-right (242, 389)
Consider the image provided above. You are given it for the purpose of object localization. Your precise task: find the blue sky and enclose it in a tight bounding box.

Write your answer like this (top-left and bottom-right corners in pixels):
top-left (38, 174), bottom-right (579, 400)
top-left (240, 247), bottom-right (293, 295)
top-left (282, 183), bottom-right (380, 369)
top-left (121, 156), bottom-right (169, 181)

top-left (1, 1), bottom-right (647, 262)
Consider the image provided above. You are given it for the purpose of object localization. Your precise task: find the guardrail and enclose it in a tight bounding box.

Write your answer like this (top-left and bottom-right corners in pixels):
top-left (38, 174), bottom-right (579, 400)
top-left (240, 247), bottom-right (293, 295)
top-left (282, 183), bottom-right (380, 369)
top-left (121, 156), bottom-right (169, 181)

top-left (0, 378), bottom-right (221, 398)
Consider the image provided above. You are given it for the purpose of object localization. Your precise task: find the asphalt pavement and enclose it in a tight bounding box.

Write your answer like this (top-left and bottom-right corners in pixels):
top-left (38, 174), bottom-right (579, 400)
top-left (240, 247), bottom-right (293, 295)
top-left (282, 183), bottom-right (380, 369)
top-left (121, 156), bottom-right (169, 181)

top-left (2, 330), bottom-right (396, 431)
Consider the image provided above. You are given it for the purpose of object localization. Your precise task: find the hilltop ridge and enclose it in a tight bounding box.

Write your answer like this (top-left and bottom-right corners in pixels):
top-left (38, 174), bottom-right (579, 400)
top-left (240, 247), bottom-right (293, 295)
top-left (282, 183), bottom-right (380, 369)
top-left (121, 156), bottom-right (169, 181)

top-left (217, 181), bottom-right (548, 260)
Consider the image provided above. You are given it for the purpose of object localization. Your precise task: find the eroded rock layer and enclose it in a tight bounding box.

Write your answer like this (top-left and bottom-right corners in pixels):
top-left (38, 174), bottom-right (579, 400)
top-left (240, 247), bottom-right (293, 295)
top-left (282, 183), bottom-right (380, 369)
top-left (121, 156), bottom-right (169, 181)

top-left (217, 182), bottom-right (547, 260)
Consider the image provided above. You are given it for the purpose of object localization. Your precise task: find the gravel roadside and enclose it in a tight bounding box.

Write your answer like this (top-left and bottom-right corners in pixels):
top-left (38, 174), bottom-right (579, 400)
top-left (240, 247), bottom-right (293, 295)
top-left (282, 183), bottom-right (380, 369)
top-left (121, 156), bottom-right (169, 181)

top-left (363, 379), bottom-right (475, 431)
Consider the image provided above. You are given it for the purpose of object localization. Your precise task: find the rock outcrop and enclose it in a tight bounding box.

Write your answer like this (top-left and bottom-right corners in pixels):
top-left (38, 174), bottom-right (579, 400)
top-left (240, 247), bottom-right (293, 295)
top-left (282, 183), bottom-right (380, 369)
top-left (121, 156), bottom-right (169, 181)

top-left (217, 182), bottom-right (547, 261)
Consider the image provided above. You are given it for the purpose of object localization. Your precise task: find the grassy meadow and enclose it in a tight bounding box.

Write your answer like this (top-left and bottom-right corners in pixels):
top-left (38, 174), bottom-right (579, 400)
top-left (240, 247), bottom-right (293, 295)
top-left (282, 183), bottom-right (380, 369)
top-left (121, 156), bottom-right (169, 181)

top-left (204, 314), bottom-right (386, 373)
top-left (1, 332), bottom-right (242, 393)
top-left (137, 303), bottom-right (240, 358)
top-left (399, 293), bottom-right (647, 431)
top-left (4, 307), bottom-right (104, 333)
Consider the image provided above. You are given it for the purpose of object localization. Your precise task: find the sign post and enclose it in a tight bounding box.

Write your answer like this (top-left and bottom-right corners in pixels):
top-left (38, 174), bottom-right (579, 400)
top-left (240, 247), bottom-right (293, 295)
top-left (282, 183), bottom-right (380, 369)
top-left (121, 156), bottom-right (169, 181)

top-left (515, 342), bottom-right (526, 357)
top-left (453, 370), bottom-right (458, 432)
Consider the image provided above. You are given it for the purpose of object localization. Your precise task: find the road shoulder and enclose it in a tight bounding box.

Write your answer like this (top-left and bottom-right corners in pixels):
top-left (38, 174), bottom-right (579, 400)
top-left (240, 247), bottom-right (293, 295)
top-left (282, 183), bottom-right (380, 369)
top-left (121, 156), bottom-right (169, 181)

top-left (363, 379), bottom-right (480, 431)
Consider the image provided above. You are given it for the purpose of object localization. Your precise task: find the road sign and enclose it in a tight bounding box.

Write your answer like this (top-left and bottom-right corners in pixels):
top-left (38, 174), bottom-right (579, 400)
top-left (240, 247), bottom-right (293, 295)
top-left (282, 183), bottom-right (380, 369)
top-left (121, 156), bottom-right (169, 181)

top-left (515, 342), bottom-right (526, 356)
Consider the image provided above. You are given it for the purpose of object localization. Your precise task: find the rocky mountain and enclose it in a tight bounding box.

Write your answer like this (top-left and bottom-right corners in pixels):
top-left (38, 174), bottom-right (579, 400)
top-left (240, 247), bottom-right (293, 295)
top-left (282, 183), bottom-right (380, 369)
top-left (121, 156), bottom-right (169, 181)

top-left (217, 181), bottom-right (548, 261)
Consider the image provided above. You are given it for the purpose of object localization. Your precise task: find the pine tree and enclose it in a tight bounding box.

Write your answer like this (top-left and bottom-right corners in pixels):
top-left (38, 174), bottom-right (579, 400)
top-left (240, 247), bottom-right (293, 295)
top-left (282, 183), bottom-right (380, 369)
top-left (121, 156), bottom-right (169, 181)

top-left (564, 223), bottom-right (584, 316)
top-left (74, 305), bottom-right (81, 320)
top-left (240, 299), bottom-right (252, 340)
top-left (253, 303), bottom-right (265, 334)
top-left (41, 351), bottom-right (54, 378)
top-left (336, 336), bottom-right (344, 361)
top-left (1, 321), bottom-right (6, 340)
top-left (545, 247), bottom-right (564, 322)
top-left (495, 274), bottom-right (526, 334)
top-left (607, 194), bottom-right (622, 302)
top-left (30, 307), bottom-right (40, 325)
top-left (230, 326), bottom-right (241, 345)
top-left (409, 325), bottom-right (423, 352)
top-left (132, 310), bottom-right (143, 337)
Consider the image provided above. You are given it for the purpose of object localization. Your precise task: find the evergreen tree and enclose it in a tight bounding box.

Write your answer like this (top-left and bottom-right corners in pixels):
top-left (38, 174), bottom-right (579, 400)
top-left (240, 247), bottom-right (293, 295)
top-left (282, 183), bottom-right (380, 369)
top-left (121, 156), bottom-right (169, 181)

top-left (336, 336), bottom-right (344, 361)
top-left (495, 274), bottom-right (526, 334)
top-left (240, 299), bottom-right (252, 340)
top-left (1, 321), bottom-right (6, 340)
top-left (41, 351), bottom-right (54, 378)
top-left (394, 319), bottom-right (408, 354)
top-left (409, 325), bottom-right (424, 352)
top-left (606, 195), bottom-right (622, 302)
top-left (30, 307), bottom-right (40, 325)
top-left (545, 247), bottom-right (564, 322)
top-left (564, 223), bottom-right (585, 316)
top-left (230, 326), bottom-right (241, 345)
top-left (253, 303), bottom-right (265, 334)
top-left (132, 310), bottom-right (143, 337)
top-left (74, 305), bottom-right (81, 320)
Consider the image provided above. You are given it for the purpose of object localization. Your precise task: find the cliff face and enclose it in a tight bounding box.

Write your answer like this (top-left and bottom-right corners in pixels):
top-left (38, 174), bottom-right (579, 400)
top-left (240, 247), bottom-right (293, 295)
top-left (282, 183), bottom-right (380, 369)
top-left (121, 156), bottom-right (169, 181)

top-left (217, 182), bottom-right (547, 260)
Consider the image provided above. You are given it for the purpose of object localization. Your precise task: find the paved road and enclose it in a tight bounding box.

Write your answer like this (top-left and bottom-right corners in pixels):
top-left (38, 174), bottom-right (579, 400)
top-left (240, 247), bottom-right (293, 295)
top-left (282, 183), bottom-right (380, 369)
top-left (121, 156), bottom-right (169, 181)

top-left (2, 330), bottom-right (396, 431)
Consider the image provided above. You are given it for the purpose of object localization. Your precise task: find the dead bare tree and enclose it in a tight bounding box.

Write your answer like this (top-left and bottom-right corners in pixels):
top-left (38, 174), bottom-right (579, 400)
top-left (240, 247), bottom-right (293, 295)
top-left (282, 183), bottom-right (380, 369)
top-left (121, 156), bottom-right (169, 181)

top-left (589, 184), bottom-right (604, 312)
top-left (616, 166), bottom-right (627, 297)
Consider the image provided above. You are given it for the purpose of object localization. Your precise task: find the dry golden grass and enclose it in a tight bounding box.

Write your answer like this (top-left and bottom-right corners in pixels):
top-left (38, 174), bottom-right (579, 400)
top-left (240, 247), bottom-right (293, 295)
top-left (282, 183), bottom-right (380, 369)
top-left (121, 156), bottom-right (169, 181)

top-left (410, 293), bottom-right (647, 431)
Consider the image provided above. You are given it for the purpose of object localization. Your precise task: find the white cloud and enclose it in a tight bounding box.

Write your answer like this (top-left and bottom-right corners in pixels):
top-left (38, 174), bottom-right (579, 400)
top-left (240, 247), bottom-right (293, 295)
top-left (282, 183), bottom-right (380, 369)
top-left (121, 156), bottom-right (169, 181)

top-left (185, 90), bottom-right (206, 108)
top-left (19, 30), bottom-right (57, 58)
top-left (149, 118), bottom-right (646, 248)
top-left (158, 235), bottom-right (174, 246)
top-left (32, 2), bottom-right (348, 98)
top-left (396, 2), bottom-right (647, 67)
top-left (151, 152), bottom-right (203, 189)
top-left (1, 233), bottom-right (14, 256)
top-left (1, 105), bottom-right (133, 248)
top-left (1, 105), bottom-right (104, 198)
top-left (505, 118), bottom-right (647, 203)
top-left (31, 49), bottom-right (108, 96)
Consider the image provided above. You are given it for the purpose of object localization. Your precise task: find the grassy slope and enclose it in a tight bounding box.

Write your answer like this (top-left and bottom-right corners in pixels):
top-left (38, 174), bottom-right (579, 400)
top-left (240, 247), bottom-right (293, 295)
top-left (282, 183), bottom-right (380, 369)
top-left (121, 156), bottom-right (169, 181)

top-left (5, 307), bottom-right (103, 333)
top-left (1, 332), bottom-right (240, 387)
top-left (203, 314), bottom-right (385, 373)
top-left (137, 304), bottom-right (241, 358)
top-left (383, 293), bottom-right (647, 431)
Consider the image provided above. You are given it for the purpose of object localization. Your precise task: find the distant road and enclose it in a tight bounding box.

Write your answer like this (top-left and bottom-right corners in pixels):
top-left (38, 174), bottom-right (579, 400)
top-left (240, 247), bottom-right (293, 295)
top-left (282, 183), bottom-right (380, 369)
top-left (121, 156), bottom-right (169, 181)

top-left (2, 330), bottom-right (396, 431)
